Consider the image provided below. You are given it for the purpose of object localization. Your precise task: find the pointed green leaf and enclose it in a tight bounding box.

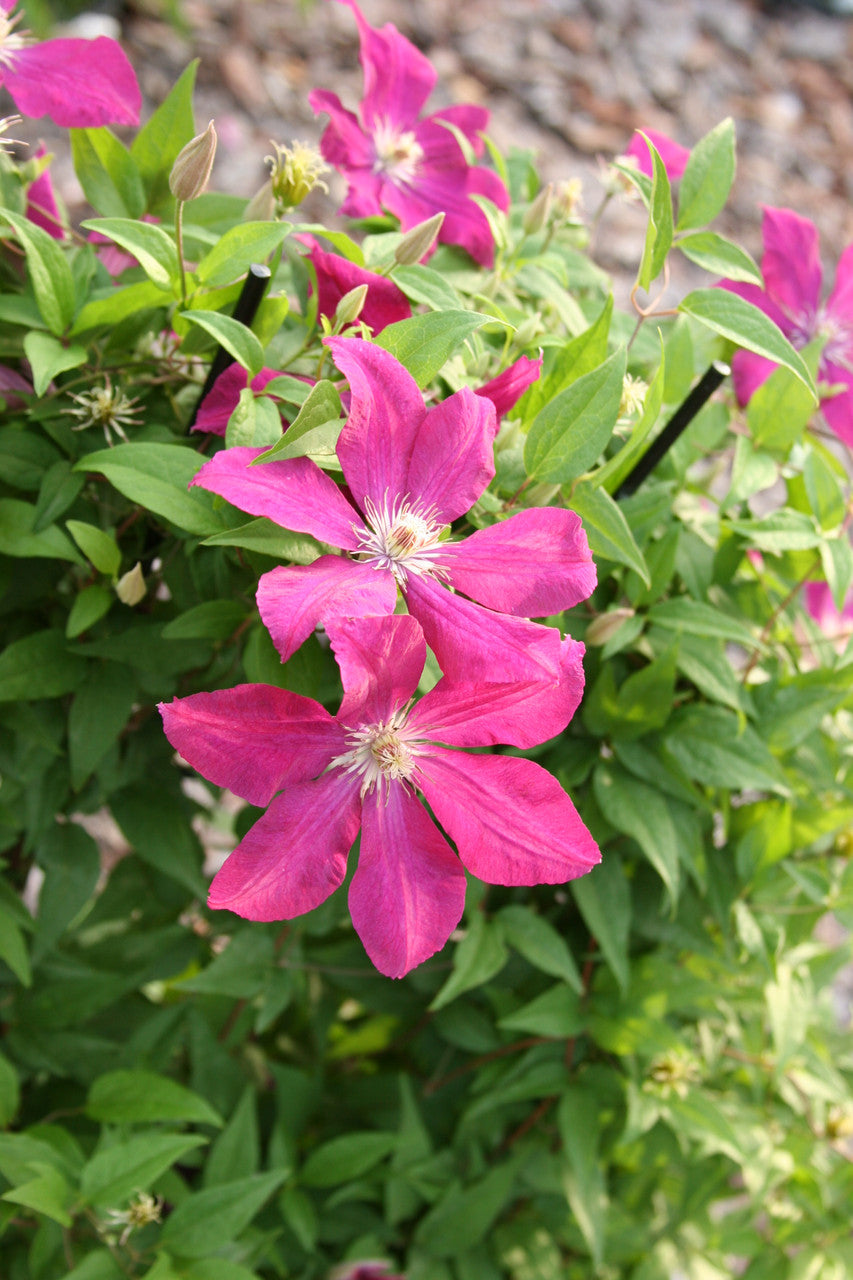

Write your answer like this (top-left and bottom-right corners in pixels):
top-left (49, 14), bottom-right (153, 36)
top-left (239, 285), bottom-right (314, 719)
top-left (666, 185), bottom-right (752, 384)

top-left (86, 1070), bottom-right (223, 1127)
top-left (70, 127), bottom-right (145, 218)
top-left (676, 230), bottom-right (761, 284)
top-left (524, 347), bottom-right (626, 483)
top-left (636, 136), bottom-right (674, 291)
top-left (181, 310), bottom-right (264, 377)
top-left (196, 222), bottom-right (290, 288)
top-left (2, 210), bottom-right (75, 335)
top-left (679, 288), bottom-right (816, 397)
top-left (81, 217), bottom-right (178, 291)
top-left (374, 310), bottom-right (493, 387)
top-left (676, 118), bottom-right (736, 231)
top-left (159, 1171), bottom-right (285, 1257)
top-left (131, 61), bottom-right (199, 207)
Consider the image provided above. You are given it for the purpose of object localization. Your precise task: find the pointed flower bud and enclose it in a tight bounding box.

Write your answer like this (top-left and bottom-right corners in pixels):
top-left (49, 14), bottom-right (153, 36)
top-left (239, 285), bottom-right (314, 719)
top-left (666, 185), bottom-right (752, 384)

top-left (393, 212), bottom-right (445, 266)
top-left (333, 284), bottom-right (368, 330)
top-left (522, 183), bottom-right (553, 236)
top-left (169, 121), bottom-right (217, 202)
top-left (244, 178), bottom-right (276, 223)
top-left (267, 140), bottom-right (329, 209)
top-left (116, 561), bottom-right (146, 606)
top-left (585, 607), bottom-right (635, 647)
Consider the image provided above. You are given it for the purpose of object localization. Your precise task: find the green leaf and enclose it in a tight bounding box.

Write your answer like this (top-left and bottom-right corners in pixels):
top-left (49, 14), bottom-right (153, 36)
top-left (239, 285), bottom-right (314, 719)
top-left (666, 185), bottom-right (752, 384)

top-left (648, 597), bottom-right (762, 650)
top-left (803, 447), bottom-right (846, 531)
top-left (33, 823), bottom-right (100, 956)
top-left (68, 662), bottom-right (137, 789)
top-left (570, 480), bottom-right (649, 583)
top-left (66, 584), bottom-right (113, 639)
top-left (524, 296), bottom-right (613, 420)
top-left (663, 705), bottom-right (789, 795)
top-left (571, 856), bottom-right (631, 992)
top-left (131, 61), bottom-right (199, 207)
top-left (498, 904), bottom-right (582, 991)
top-left (161, 600), bottom-right (248, 641)
top-left (391, 262), bottom-right (464, 310)
top-left (111, 784), bottom-right (208, 898)
top-left (726, 509), bottom-right (823, 553)
top-left (254, 378), bottom-right (342, 465)
top-left (300, 1131), bottom-right (396, 1187)
top-left (1, 1162), bottom-right (72, 1226)
top-left (196, 222), bottom-right (291, 288)
top-left (181, 310), bottom-right (265, 377)
top-left (159, 1171), bottom-right (285, 1257)
top-left (81, 217), bottom-right (178, 291)
top-left (65, 519), bottom-right (122, 577)
top-left (0, 497), bottom-right (83, 563)
top-left (498, 985), bottom-right (584, 1038)
top-left (676, 230), bottom-right (761, 284)
top-left (1, 210), bottom-right (75, 335)
top-left (0, 629), bottom-right (87, 702)
top-left (70, 127), bottom-right (145, 218)
top-left (0, 912), bottom-right (31, 986)
top-left (0, 1053), bottom-right (20, 1128)
top-left (637, 136), bottom-right (674, 291)
top-left (81, 1132), bottom-right (209, 1206)
top-left (86, 1070), bottom-right (223, 1127)
top-left (75, 443), bottom-right (223, 537)
top-left (594, 340), bottom-right (665, 495)
top-left (594, 762), bottom-right (681, 906)
top-left (72, 281), bottom-right (170, 336)
top-left (176, 930), bottom-right (273, 999)
top-left (679, 289), bottom-right (816, 397)
top-left (676, 118), bottom-right (736, 231)
top-left (524, 347), bottom-right (626, 483)
top-left (429, 913), bottom-right (508, 1011)
top-left (747, 351), bottom-right (819, 453)
top-left (558, 1086), bottom-right (608, 1268)
top-left (22, 332), bottom-right (87, 397)
top-left (201, 517), bottom-right (326, 562)
top-left (414, 1161), bottom-right (518, 1258)
top-left (375, 310), bottom-right (492, 387)
top-left (203, 1088), bottom-right (260, 1188)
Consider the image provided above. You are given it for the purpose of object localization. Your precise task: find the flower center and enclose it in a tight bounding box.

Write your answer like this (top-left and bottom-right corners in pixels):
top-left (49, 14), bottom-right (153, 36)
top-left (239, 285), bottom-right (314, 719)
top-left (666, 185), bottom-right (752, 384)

top-left (354, 493), bottom-right (446, 585)
top-left (372, 120), bottom-right (424, 183)
top-left (817, 311), bottom-right (853, 372)
top-left (330, 707), bottom-right (426, 798)
top-left (0, 10), bottom-right (32, 70)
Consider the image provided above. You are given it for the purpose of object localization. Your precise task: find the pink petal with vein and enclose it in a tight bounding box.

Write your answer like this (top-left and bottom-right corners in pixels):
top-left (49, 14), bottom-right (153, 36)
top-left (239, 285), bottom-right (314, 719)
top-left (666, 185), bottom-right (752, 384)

top-left (730, 349), bottom-right (779, 407)
top-left (417, 749), bottom-right (600, 885)
top-left (442, 507), bottom-right (596, 616)
top-left (338, 0), bottom-right (435, 130)
top-left (350, 785), bottom-right (466, 978)
top-left (158, 685), bottom-right (344, 807)
top-left (759, 205), bottom-right (822, 320)
top-left (193, 365), bottom-right (282, 436)
top-left (326, 337), bottom-right (426, 511)
top-left (208, 772), bottom-right (362, 920)
top-left (257, 557), bottom-right (397, 664)
top-left (476, 355), bottom-right (542, 420)
top-left (4, 38), bottom-right (140, 127)
top-left (819, 360), bottom-right (853, 448)
top-left (309, 243), bottom-right (411, 333)
top-left (191, 446), bottom-right (361, 550)
top-left (327, 613), bottom-right (425, 727)
top-left (405, 386), bottom-right (497, 524)
top-left (624, 129), bottom-right (690, 180)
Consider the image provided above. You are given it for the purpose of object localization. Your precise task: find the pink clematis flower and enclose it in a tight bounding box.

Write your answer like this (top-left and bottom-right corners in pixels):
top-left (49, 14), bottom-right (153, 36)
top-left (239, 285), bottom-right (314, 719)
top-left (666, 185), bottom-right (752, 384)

top-left (476, 353), bottom-right (542, 421)
top-left (193, 365), bottom-right (284, 436)
top-left (192, 337), bottom-right (596, 747)
top-left (624, 128), bottom-right (690, 181)
top-left (159, 613), bottom-right (600, 978)
top-left (805, 580), bottom-right (853, 636)
top-left (0, 0), bottom-right (140, 127)
top-left (720, 206), bottom-right (853, 447)
top-left (309, 0), bottom-right (509, 267)
top-left (306, 238), bottom-right (412, 333)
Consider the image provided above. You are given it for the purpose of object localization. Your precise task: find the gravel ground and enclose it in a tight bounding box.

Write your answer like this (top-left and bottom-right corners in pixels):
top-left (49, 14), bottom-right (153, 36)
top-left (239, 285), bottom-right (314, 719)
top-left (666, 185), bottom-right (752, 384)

top-left (13, 0), bottom-right (853, 297)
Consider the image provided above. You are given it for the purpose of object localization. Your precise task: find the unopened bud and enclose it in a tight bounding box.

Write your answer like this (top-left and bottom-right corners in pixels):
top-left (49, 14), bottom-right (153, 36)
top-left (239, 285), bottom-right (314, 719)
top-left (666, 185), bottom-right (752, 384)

top-left (116, 561), bottom-right (146, 606)
top-left (620, 373), bottom-right (648, 418)
top-left (512, 313), bottom-right (545, 349)
top-left (522, 184), bottom-right (553, 236)
top-left (334, 284), bottom-right (368, 329)
top-left (267, 140), bottom-right (329, 209)
top-left (169, 121), bottom-right (218, 202)
top-left (244, 178), bottom-right (276, 222)
top-left (393, 212), bottom-right (445, 265)
top-left (585, 607), bottom-right (635, 646)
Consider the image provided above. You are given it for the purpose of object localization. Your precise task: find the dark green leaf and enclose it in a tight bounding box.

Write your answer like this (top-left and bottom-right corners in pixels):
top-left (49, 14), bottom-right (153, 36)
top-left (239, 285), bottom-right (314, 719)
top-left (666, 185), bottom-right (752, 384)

top-left (159, 1171), bottom-right (285, 1257)
top-left (86, 1070), bottom-right (223, 1127)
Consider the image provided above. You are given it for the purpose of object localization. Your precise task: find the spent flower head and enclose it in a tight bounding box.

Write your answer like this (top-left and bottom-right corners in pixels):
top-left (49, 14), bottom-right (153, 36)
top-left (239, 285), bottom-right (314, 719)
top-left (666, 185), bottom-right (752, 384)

top-left (67, 376), bottom-right (142, 446)
top-left (267, 139), bottom-right (329, 208)
top-left (0, 112), bottom-right (23, 152)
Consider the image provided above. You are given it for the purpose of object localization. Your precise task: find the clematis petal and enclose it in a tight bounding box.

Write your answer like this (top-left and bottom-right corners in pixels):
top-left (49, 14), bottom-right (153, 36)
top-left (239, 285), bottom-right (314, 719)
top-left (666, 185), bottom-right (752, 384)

top-left (4, 38), bottom-right (141, 127)
top-left (826, 243), bottom-right (853, 321)
top-left (208, 771), bottom-right (362, 921)
top-left (730, 349), bottom-right (780, 407)
top-left (257, 557), bottom-right (398, 664)
top-left (759, 205), bottom-right (822, 320)
top-left (350, 784), bottom-right (466, 978)
top-left (428, 104), bottom-right (491, 157)
top-left (441, 507), bottom-right (597, 616)
top-left (191, 446), bottom-right (361, 549)
top-left (718, 278), bottom-right (790, 332)
top-left (327, 613), bottom-right (425, 726)
top-left (193, 366), bottom-right (282, 436)
top-left (308, 242), bottom-right (411, 333)
top-left (159, 684), bottom-right (344, 807)
top-left (476, 354), bottom-right (542, 420)
top-left (819, 360), bottom-right (853, 448)
top-left (624, 129), bottom-right (690, 181)
top-left (338, 0), bottom-right (436, 131)
top-left (326, 337), bottom-right (427, 511)
top-left (308, 89), bottom-right (375, 172)
top-left (26, 145), bottom-right (64, 239)
top-left (378, 159), bottom-right (504, 267)
top-left (404, 386), bottom-right (497, 524)
top-left (417, 749), bottom-right (600, 886)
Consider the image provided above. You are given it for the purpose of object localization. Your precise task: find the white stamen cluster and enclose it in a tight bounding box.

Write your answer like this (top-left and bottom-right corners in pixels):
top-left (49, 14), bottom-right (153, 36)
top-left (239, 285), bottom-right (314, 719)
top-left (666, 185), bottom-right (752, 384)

top-left (331, 707), bottom-right (426, 799)
top-left (66, 376), bottom-right (142, 446)
top-left (372, 119), bottom-right (424, 184)
top-left (0, 10), bottom-right (32, 70)
top-left (355, 493), bottom-right (446, 584)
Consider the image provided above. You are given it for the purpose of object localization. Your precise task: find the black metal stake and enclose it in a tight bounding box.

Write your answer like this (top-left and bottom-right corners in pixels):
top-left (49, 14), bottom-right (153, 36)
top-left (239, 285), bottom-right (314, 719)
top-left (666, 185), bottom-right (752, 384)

top-left (187, 263), bottom-right (272, 430)
top-left (614, 360), bottom-right (730, 500)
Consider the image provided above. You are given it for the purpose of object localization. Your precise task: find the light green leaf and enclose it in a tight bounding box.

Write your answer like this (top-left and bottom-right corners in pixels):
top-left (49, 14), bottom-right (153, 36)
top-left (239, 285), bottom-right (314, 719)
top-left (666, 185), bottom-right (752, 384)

top-left (498, 904), bottom-right (582, 991)
top-left (65, 520), bottom-right (121, 577)
top-left (22, 332), bottom-right (87, 396)
top-left (498, 985), bottom-right (584, 1038)
top-left (679, 288), bottom-right (816, 397)
top-left (72, 281), bottom-right (170, 335)
top-left (747, 342), bottom-right (820, 452)
top-left (637, 136), bottom-right (674, 291)
top-left (1, 1162), bottom-right (72, 1226)
top-left (181, 310), bottom-right (265, 377)
top-left (375, 310), bottom-right (493, 387)
top-left (2, 210), bottom-right (75, 335)
top-left (81, 217), bottom-right (178, 291)
top-left (594, 762), bottom-right (681, 906)
top-left (570, 480), bottom-right (650, 583)
top-left (86, 1070), bottom-right (223, 1127)
top-left (571, 856), bottom-right (631, 992)
top-left (676, 230), bottom-right (761, 284)
top-left (75, 442), bottom-right (223, 537)
top-left (648, 597), bottom-right (761, 650)
top-left (726, 509), bottom-right (823, 553)
top-left (201, 517), bottom-right (326, 562)
top-left (197, 222), bottom-right (290, 288)
top-left (664, 705), bottom-right (790, 795)
top-left (524, 347), bottom-right (626, 483)
top-left (429, 913), bottom-right (508, 1011)
top-left (159, 1171), bottom-right (285, 1257)
top-left (81, 1132), bottom-right (209, 1206)
top-left (414, 1161), bottom-right (517, 1258)
top-left (66, 584), bottom-right (113, 639)
top-left (594, 340), bottom-right (665, 495)
top-left (131, 62), bottom-right (199, 207)
top-left (558, 1086), bottom-right (608, 1268)
top-left (391, 262), bottom-right (464, 310)
top-left (70, 127), bottom-right (145, 218)
top-left (203, 1088), bottom-right (260, 1189)
top-left (254, 379), bottom-right (342, 464)
top-left (676, 118), bottom-right (736, 231)
top-left (0, 913), bottom-right (31, 986)
top-left (0, 497), bottom-right (83, 563)
top-left (524, 295), bottom-right (613, 420)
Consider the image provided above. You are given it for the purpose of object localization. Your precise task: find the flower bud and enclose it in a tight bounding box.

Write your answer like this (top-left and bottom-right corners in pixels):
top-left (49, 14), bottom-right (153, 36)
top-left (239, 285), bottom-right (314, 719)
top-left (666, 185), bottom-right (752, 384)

top-left (585, 607), bottom-right (635, 647)
top-left (393, 212), bottom-right (444, 265)
top-left (244, 178), bottom-right (276, 222)
top-left (267, 140), bottom-right (329, 209)
top-left (522, 183), bottom-right (553, 236)
top-left (333, 284), bottom-right (368, 329)
top-left (169, 120), bottom-right (217, 202)
top-left (116, 561), bottom-right (146, 606)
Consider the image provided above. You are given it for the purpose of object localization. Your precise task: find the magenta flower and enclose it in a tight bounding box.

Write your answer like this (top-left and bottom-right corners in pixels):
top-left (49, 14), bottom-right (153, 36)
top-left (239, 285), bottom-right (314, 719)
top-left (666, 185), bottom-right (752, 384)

top-left (193, 365), bottom-right (284, 436)
top-left (192, 337), bottom-right (596, 747)
top-left (159, 613), bottom-right (600, 977)
top-left (25, 144), bottom-right (63, 240)
top-left (721, 206), bottom-right (853, 447)
top-left (306, 238), bottom-right (411, 333)
top-left (624, 128), bottom-right (690, 181)
top-left (308, 0), bottom-right (509, 267)
top-left (0, 0), bottom-right (140, 127)
top-left (0, 364), bottom-right (32, 409)
top-left (805, 579), bottom-right (853, 636)
top-left (476, 354), bottom-right (542, 421)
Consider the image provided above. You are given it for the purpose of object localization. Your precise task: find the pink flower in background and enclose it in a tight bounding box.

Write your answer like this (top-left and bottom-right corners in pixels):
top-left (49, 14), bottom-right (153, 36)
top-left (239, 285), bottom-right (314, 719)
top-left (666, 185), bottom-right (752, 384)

top-left (0, 364), bottom-right (32, 408)
top-left (721, 206), bottom-right (853, 446)
top-left (159, 613), bottom-right (600, 978)
top-left (192, 337), bottom-right (596, 746)
top-left (306, 238), bottom-right (412, 332)
top-left (25, 144), bottom-right (63, 239)
top-left (0, 0), bottom-right (140, 127)
top-left (476, 353), bottom-right (542, 420)
top-left (805, 581), bottom-right (853, 635)
top-left (193, 365), bottom-right (284, 436)
top-left (309, 0), bottom-right (509, 266)
top-left (624, 128), bottom-right (690, 181)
